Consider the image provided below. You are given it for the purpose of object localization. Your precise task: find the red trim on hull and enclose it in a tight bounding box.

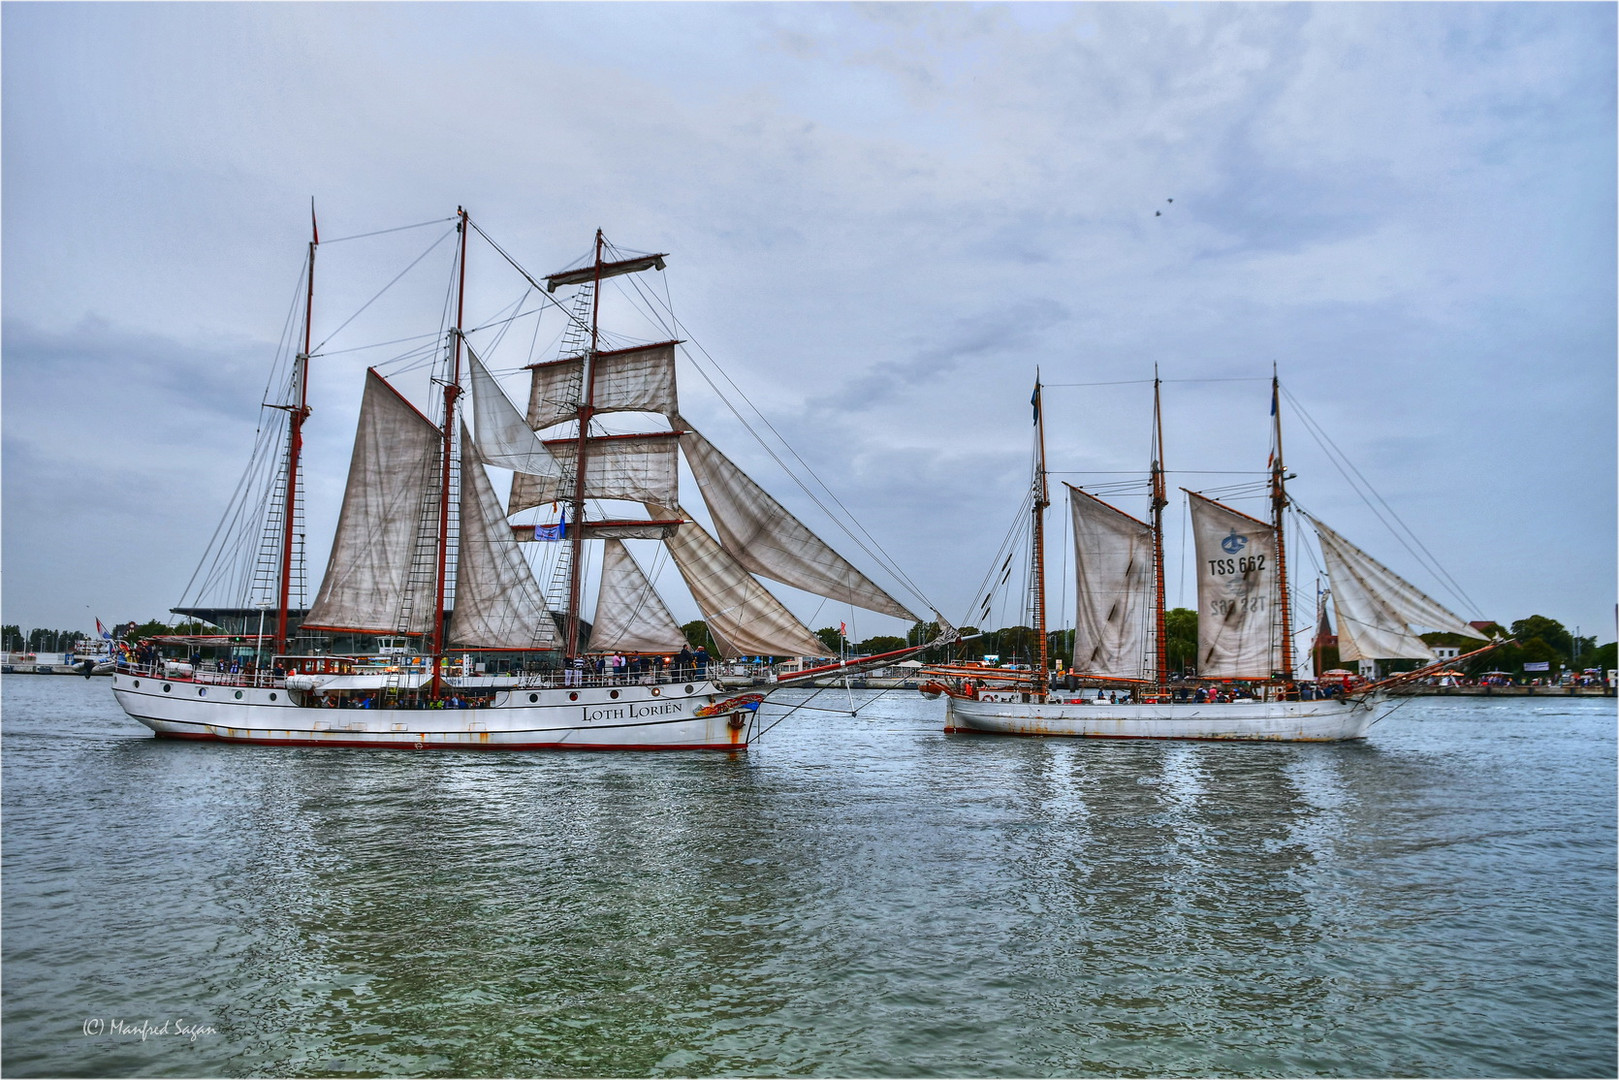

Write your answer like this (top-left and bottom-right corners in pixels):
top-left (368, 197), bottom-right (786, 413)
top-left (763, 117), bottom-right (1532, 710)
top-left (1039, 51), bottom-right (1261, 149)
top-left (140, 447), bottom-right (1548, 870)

top-left (152, 731), bottom-right (747, 751)
top-left (942, 725), bottom-right (1362, 743)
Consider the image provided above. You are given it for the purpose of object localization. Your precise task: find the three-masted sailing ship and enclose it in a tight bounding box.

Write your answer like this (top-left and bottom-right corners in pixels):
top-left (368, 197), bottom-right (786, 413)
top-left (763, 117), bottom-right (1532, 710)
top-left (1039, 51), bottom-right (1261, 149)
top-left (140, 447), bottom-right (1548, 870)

top-left (931, 374), bottom-right (1497, 741)
top-left (112, 210), bottom-right (943, 749)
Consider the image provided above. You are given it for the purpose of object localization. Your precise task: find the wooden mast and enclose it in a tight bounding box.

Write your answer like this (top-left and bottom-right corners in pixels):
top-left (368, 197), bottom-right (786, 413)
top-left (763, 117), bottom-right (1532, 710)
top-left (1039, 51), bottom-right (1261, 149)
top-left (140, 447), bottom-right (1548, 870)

top-left (275, 206), bottom-right (317, 654)
top-left (1150, 368), bottom-right (1168, 689)
top-left (430, 206), bottom-right (470, 698)
top-left (1270, 370), bottom-right (1295, 688)
top-left (1031, 375), bottom-right (1049, 701)
top-left (563, 229), bottom-right (606, 659)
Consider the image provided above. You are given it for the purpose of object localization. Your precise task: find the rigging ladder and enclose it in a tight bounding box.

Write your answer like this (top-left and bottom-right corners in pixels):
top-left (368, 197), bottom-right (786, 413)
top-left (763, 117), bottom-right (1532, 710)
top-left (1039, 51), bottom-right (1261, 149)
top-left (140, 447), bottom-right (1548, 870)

top-left (538, 280), bottom-right (594, 645)
top-left (252, 440), bottom-right (306, 611)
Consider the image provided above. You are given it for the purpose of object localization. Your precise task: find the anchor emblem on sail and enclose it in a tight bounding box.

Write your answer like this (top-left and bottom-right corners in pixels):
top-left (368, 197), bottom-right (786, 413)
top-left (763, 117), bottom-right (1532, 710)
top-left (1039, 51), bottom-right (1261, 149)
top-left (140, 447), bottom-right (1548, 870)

top-left (1221, 529), bottom-right (1249, 555)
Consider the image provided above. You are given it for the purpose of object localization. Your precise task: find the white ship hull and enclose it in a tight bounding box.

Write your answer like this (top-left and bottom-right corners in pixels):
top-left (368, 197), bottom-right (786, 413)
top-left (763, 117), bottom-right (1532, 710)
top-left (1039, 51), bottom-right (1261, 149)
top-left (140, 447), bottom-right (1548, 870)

top-left (945, 692), bottom-right (1385, 742)
top-left (111, 671), bottom-right (758, 750)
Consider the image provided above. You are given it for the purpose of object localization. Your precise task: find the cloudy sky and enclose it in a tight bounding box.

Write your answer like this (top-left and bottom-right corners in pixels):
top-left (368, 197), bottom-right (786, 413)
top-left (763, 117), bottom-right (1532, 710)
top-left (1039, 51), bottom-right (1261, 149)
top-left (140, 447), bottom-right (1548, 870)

top-left (4, 3), bottom-right (1615, 652)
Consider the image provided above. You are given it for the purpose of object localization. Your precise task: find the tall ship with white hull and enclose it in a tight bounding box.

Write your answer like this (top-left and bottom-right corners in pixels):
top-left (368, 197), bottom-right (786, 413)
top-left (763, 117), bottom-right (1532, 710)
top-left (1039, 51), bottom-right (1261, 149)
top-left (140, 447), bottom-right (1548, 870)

top-left (113, 211), bottom-right (945, 750)
top-left (933, 374), bottom-right (1497, 742)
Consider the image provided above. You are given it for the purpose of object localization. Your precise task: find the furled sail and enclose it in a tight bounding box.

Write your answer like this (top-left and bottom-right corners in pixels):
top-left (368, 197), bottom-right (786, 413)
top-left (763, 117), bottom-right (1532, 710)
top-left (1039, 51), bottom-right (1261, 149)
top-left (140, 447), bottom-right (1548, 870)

top-left (468, 349), bottom-right (561, 477)
top-left (1308, 515), bottom-right (1485, 662)
top-left (647, 501), bottom-right (829, 658)
top-left (512, 520), bottom-right (679, 542)
top-left (678, 419), bottom-right (918, 621)
top-left (1188, 491), bottom-right (1278, 679)
top-left (508, 433), bottom-right (681, 514)
top-left (446, 428), bottom-right (560, 650)
top-left (1068, 485), bottom-right (1155, 681)
top-left (587, 539), bottom-right (689, 653)
top-left (526, 342), bottom-right (679, 430)
top-left (303, 370), bottom-right (442, 635)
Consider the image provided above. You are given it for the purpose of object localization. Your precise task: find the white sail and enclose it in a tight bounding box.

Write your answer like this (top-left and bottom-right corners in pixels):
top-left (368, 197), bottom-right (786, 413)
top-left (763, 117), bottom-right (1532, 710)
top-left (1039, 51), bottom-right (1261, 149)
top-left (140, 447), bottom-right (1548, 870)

top-left (1068, 485), bottom-right (1155, 681)
top-left (648, 501), bottom-right (828, 658)
top-left (526, 341), bottom-right (678, 430)
top-left (303, 369), bottom-right (442, 635)
top-left (678, 419), bottom-right (918, 621)
top-left (508, 433), bottom-right (681, 514)
top-left (468, 349), bottom-right (561, 477)
top-left (1188, 492), bottom-right (1278, 679)
top-left (1309, 515), bottom-right (1484, 662)
top-left (587, 539), bottom-right (689, 653)
top-left (447, 428), bottom-right (560, 650)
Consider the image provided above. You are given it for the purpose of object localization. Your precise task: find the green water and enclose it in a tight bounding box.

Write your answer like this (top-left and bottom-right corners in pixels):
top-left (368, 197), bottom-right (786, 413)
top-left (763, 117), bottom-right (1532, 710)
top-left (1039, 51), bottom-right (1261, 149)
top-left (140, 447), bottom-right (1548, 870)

top-left (3, 676), bottom-right (1614, 1077)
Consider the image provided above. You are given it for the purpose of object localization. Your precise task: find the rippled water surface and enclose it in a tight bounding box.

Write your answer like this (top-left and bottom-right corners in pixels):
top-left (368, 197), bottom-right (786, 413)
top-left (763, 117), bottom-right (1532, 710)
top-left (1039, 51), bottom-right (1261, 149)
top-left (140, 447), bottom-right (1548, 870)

top-left (3, 676), bottom-right (1614, 1077)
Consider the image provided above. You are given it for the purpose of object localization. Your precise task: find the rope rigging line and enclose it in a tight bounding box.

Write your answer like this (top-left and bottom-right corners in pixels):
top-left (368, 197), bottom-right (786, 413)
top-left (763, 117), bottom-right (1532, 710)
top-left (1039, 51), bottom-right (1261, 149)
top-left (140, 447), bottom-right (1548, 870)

top-left (313, 328), bottom-right (448, 358)
top-left (464, 218), bottom-right (594, 341)
top-left (616, 263), bottom-right (936, 615)
top-left (962, 490), bottom-right (1034, 629)
top-left (753, 681), bottom-right (905, 738)
top-left (182, 254), bottom-right (314, 610)
top-left (318, 216), bottom-right (458, 245)
top-left (311, 226), bottom-right (456, 356)
top-left (1279, 384), bottom-right (1482, 617)
top-left (1042, 376), bottom-right (1271, 388)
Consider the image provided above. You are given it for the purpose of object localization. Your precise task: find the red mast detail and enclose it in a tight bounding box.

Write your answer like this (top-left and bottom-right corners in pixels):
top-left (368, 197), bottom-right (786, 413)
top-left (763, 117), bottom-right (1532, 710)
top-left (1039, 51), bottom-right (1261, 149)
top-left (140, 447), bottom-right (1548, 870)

top-left (1271, 371), bottom-right (1295, 687)
top-left (1151, 371), bottom-right (1168, 689)
top-left (276, 219), bottom-right (317, 653)
top-left (1031, 376), bottom-right (1049, 701)
top-left (431, 207), bottom-right (469, 698)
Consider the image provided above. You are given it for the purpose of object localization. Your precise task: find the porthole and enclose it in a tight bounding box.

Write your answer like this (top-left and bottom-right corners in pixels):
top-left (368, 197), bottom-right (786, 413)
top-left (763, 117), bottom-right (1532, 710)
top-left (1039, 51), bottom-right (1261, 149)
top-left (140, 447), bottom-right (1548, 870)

top-left (609, 690), bottom-right (619, 699)
top-left (269, 693), bottom-right (277, 701)
top-left (162, 683), bottom-right (171, 693)
top-left (568, 692), bottom-right (579, 701)
top-left (651, 687), bottom-right (661, 697)
top-left (198, 687), bottom-right (206, 696)
top-left (132, 680), bottom-right (140, 689)
top-left (529, 693), bottom-right (539, 703)
top-left (234, 690), bottom-right (243, 700)
top-left (684, 684), bottom-right (694, 694)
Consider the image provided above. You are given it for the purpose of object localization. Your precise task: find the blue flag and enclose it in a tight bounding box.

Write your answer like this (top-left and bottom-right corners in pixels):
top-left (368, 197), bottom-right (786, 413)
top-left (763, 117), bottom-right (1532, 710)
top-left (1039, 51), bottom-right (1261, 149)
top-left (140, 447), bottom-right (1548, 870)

top-left (535, 509), bottom-right (567, 541)
top-left (1031, 383), bottom-right (1041, 425)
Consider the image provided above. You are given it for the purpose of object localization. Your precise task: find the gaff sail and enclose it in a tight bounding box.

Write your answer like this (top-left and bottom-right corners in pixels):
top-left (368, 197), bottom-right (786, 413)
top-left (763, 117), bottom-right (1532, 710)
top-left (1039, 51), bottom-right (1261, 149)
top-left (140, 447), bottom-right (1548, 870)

top-left (1188, 491), bottom-right (1278, 679)
top-left (303, 369), bottom-right (442, 635)
top-left (1068, 485), bottom-right (1156, 681)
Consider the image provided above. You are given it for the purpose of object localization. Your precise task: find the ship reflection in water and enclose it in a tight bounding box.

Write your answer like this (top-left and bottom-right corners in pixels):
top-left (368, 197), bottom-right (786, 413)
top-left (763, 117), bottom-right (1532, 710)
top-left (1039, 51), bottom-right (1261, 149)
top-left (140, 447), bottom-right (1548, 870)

top-left (2, 677), bottom-right (1614, 1077)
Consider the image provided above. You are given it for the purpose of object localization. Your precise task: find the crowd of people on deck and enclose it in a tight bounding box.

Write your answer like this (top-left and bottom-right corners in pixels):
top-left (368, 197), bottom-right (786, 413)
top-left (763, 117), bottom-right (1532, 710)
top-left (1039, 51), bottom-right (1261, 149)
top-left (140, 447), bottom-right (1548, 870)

top-left (564, 645), bottom-right (712, 686)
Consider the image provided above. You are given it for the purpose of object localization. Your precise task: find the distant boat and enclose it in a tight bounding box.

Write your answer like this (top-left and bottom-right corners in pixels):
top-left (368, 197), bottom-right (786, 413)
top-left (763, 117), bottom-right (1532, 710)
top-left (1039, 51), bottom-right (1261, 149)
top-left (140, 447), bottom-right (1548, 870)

top-left (112, 211), bottom-right (947, 749)
top-left (931, 373), bottom-right (1499, 742)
